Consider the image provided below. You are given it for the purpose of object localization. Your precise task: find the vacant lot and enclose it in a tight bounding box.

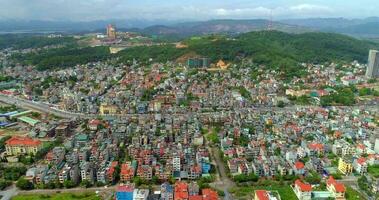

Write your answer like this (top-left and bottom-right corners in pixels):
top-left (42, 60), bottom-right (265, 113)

top-left (12, 192), bottom-right (101, 200)
top-left (229, 183), bottom-right (297, 200)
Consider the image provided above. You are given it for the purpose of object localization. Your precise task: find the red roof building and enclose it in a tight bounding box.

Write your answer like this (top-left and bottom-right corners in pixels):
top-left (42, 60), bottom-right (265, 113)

top-left (295, 179), bottom-right (312, 192)
top-left (295, 161), bottom-right (305, 170)
top-left (175, 181), bottom-right (189, 200)
top-left (120, 163), bottom-right (135, 182)
top-left (254, 190), bottom-right (269, 200)
top-left (5, 136), bottom-right (42, 156)
top-left (327, 176), bottom-right (346, 199)
top-left (202, 189), bottom-right (219, 200)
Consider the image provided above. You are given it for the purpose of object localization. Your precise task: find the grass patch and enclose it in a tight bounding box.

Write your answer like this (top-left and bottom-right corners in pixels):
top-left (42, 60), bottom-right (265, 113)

top-left (346, 186), bottom-right (366, 200)
top-left (368, 165), bottom-right (379, 178)
top-left (229, 184), bottom-right (297, 200)
top-left (11, 192), bottom-right (101, 200)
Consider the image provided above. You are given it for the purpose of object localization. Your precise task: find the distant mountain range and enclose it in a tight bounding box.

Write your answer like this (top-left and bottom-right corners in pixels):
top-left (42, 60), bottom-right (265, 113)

top-left (281, 17), bottom-right (379, 38)
top-left (2, 17), bottom-right (379, 39)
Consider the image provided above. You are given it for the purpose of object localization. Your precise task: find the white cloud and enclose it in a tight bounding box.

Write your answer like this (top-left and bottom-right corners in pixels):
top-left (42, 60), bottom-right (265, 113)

top-left (290, 4), bottom-right (333, 12)
top-left (208, 4), bottom-right (334, 19)
top-left (213, 7), bottom-right (272, 17)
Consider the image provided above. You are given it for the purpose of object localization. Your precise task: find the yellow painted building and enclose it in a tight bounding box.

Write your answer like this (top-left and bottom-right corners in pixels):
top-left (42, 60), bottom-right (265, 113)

top-left (338, 157), bottom-right (353, 175)
top-left (100, 103), bottom-right (118, 115)
top-left (5, 136), bottom-right (42, 156)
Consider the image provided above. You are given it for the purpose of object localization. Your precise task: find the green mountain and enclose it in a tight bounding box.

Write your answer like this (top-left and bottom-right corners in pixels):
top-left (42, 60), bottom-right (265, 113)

top-left (118, 31), bottom-right (378, 65)
top-left (11, 31), bottom-right (379, 76)
top-left (139, 19), bottom-right (310, 39)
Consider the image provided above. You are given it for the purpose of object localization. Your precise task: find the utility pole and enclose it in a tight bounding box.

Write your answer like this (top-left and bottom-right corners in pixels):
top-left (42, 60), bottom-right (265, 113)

top-left (267, 9), bottom-right (273, 31)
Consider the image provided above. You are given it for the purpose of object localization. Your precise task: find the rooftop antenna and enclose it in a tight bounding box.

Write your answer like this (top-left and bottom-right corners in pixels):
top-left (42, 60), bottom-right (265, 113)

top-left (267, 9), bottom-right (273, 31)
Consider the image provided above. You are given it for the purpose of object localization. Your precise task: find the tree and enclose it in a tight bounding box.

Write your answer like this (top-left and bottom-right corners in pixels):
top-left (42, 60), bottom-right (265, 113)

top-left (63, 180), bottom-right (76, 188)
top-left (277, 100), bottom-right (285, 108)
top-left (16, 178), bottom-right (34, 190)
top-left (358, 175), bottom-right (369, 191)
top-left (0, 180), bottom-right (12, 190)
top-left (132, 177), bottom-right (143, 187)
top-left (80, 179), bottom-right (92, 188)
top-left (152, 176), bottom-right (160, 185)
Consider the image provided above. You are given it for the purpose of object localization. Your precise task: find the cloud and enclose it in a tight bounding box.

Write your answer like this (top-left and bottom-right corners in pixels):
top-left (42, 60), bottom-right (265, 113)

top-left (0, 1), bottom-right (356, 21)
top-left (213, 7), bottom-right (272, 17)
top-left (210, 4), bottom-right (334, 19)
top-left (290, 4), bottom-right (333, 12)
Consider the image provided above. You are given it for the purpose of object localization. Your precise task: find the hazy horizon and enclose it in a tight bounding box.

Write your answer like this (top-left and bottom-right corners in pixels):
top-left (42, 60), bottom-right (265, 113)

top-left (1, 0), bottom-right (379, 22)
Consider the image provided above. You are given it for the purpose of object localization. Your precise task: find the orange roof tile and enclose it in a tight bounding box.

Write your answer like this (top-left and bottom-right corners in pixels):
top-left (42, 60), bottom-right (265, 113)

top-left (295, 161), bottom-right (305, 170)
top-left (255, 190), bottom-right (269, 200)
top-left (327, 176), bottom-right (346, 193)
top-left (295, 179), bottom-right (312, 192)
top-left (5, 136), bottom-right (41, 147)
top-left (202, 189), bottom-right (218, 200)
top-left (189, 195), bottom-right (203, 200)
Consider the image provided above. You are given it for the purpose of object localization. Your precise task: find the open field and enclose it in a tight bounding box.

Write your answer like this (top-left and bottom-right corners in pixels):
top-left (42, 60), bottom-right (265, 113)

top-left (12, 192), bottom-right (102, 200)
top-left (228, 184), bottom-right (297, 200)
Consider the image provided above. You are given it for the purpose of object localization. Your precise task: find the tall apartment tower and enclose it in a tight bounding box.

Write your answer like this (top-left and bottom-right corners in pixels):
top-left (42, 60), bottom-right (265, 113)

top-left (366, 50), bottom-right (379, 78)
top-left (106, 24), bottom-right (116, 40)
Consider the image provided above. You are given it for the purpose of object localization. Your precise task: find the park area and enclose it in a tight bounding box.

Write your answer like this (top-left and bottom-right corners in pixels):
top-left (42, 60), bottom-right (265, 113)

top-left (11, 192), bottom-right (102, 200)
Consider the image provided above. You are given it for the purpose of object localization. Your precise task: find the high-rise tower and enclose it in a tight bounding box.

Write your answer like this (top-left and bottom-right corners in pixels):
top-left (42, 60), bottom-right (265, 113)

top-left (366, 50), bottom-right (379, 78)
top-left (106, 24), bottom-right (116, 40)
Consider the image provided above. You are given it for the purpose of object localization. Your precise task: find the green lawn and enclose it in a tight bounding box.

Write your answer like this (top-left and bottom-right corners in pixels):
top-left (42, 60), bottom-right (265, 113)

top-left (345, 186), bottom-right (366, 200)
top-left (368, 165), bottom-right (379, 178)
top-left (229, 184), bottom-right (297, 200)
top-left (12, 192), bottom-right (101, 200)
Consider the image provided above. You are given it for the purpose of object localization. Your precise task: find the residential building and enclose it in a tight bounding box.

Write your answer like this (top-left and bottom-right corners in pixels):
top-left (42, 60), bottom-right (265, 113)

top-left (338, 157), bottom-right (353, 175)
top-left (366, 50), bottom-right (379, 78)
top-left (293, 179), bottom-right (312, 200)
top-left (5, 136), bottom-right (42, 156)
top-left (353, 157), bottom-right (367, 175)
top-left (326, 176), bottom-right (346, 200)
top-left (100, 103), bottom-right (118, 115)
top-left (133, 189), bottom-right (149, 200)
top-left (174, 181), bottom-right (188, 200)
top-left (161, 182), bottom-right (174, 200)
top-left (254, 190), bottom-right (269, 200)
top-left (202, 189), bottom-right (219, 200)
top-left (116, 185), bottom-right (134, 200)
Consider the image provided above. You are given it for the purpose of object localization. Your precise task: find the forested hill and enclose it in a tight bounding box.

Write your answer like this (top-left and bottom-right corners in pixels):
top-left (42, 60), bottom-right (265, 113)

top-left (10, 31), bottom-right (379, 71)
top-left (0, 34), bottom-right (76, 50)
top-left (117, 31), bottom-right (378, 66)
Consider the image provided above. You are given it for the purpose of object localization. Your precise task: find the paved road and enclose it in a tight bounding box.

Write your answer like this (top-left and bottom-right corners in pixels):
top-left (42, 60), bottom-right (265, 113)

top-left (2, 94), bottom-right (377, 120)
top-left (0, 185), bottom-right (18, 200)
top-left (209, 147), bottom-right (235, 200)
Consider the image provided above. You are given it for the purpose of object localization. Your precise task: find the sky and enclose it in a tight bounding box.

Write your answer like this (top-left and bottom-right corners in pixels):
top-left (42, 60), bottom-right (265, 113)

top-left (0, 0), bottom-right (378, 21)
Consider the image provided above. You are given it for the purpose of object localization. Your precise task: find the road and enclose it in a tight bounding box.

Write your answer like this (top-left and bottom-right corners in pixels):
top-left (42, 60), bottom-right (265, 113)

top-left (0, 185), bottom-right (18, 200)
top-left (209, 147), bottom-right (235, 200)
top-left (1, 94), bottom-right (377, 120)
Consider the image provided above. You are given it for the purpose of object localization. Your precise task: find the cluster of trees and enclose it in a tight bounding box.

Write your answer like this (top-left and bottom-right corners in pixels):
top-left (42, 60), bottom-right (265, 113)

top-left (233, 173), bottom-right (259, 183)
top-left (321, 87), bottom-right (356, 106)
top-left (0, 179), bottom-right (12, 190)
top-left (0, 75), bottom-right (12, 82)
top-left (1, 166), bottom-right (27, 181)
top-left (0, 35), bottom-right (76, 50)
top-left (0, 105), bottom-right (17, 113)
top-left (0, 136), bottom-right (11, 152)
top-left (16, 178), bottom-right (34, 190)
top-left (12, 46), bottom-right (110, 71)
top-left (358, 88), bottom-right (379, 96)
top-left (117, 44), bottom-right (188, 64)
